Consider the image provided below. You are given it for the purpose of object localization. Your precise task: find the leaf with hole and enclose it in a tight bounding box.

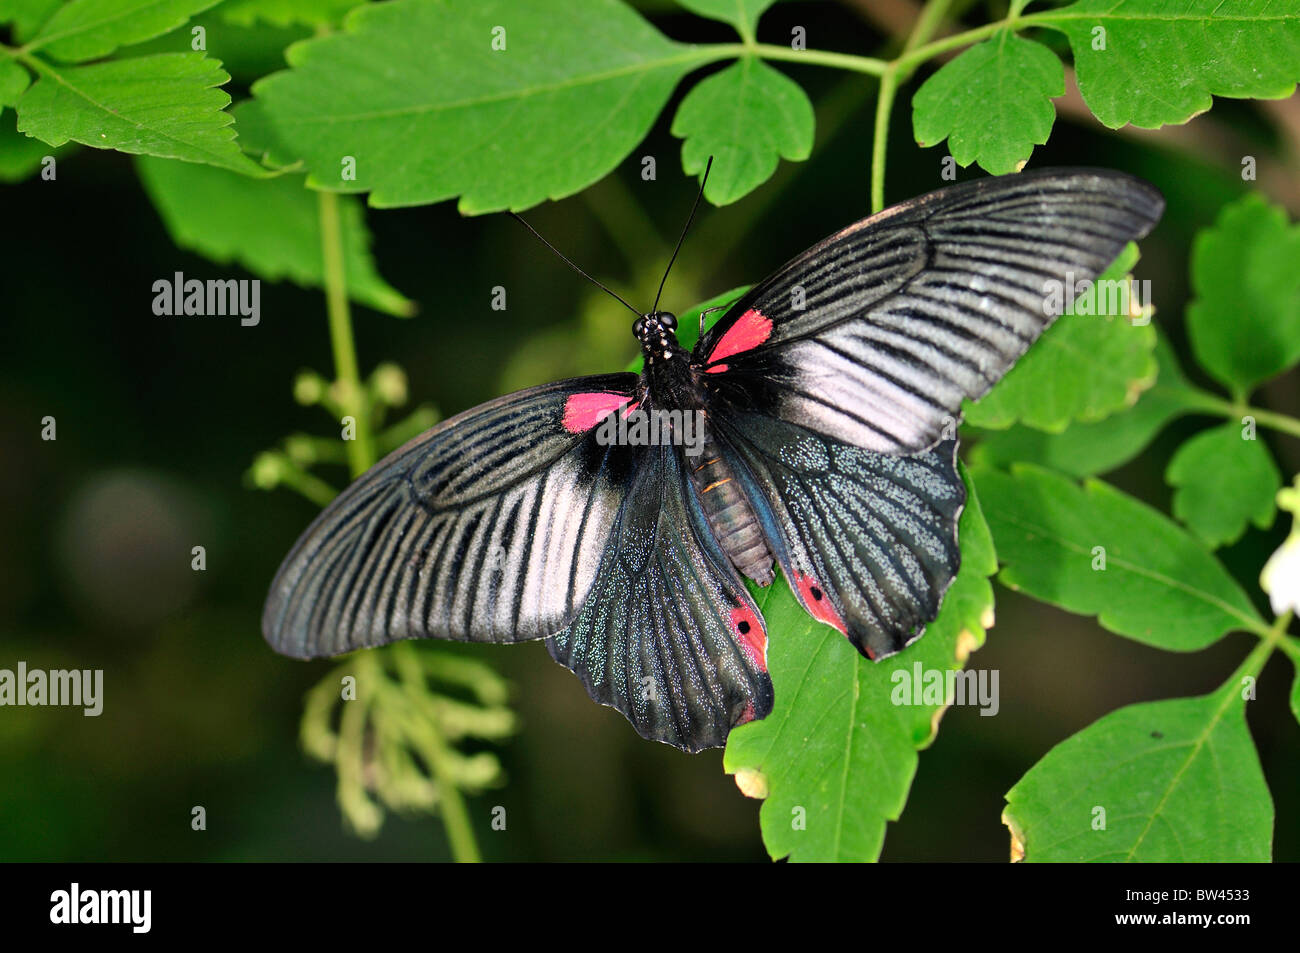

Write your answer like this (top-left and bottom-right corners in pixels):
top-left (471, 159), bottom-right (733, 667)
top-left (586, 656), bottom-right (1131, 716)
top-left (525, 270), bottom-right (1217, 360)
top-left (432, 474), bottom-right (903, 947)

top-left (1004, 691), bottom-right (1272, 861)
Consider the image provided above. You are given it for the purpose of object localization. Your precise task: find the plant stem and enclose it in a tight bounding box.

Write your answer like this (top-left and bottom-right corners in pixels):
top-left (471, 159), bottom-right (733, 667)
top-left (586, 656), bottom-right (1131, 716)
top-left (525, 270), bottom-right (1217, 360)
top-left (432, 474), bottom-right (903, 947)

top-left (745, 42), bottom-right (887, 75)
top-left (869, 68), bottom-right (897, 214)
top-left (390, 643), bottom-right (482, 863)
top-left (1176, 389), bottom-right (1300, 440)
top-left (871, 0), bottom-right (959, 212)
top-left (317, 193), bottom-right (481, 863)
top-left (317, 190), bottom-right (375, 475)
top-left (1228, 611), bottom-right (1292, 687)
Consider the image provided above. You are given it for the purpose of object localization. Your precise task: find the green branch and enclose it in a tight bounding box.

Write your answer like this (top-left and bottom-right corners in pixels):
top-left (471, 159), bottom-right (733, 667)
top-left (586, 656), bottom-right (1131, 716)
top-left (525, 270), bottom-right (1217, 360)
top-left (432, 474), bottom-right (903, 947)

top-left (317, 189), bottom-right (375, 476)
top-left (315, 190), bottom-right (483, 864)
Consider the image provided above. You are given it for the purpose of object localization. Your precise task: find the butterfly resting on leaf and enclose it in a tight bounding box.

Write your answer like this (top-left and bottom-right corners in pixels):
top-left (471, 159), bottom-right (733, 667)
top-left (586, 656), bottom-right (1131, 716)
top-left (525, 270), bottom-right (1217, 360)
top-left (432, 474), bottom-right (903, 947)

top-left (263, 168), bottom-right (1164, 753)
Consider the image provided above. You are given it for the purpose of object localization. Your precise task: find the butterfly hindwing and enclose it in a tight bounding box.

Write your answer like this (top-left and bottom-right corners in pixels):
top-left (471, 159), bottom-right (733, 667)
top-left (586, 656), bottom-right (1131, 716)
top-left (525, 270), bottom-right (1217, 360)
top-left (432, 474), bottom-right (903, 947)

top-left (714, 413), bottom-right (964, 660)
top-left (695, 168), bottom-right (1165, 454)
top-left (547, 443), bottom-right (773, 752)
top-left (263, 374), bottom-right (642, 658)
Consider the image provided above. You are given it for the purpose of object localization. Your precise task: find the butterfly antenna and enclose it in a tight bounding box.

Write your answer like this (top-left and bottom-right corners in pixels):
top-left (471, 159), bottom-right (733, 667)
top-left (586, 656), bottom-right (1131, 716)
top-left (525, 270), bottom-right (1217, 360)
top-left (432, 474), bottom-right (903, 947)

top-left (652, 156), bottom-right (713, 315)
top-left (508, 211), bottom-right (641, 317)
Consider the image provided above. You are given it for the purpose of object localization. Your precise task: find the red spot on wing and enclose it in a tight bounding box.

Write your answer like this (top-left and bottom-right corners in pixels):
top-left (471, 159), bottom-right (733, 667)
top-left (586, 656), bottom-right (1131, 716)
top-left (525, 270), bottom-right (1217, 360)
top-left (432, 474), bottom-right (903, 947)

top-left (794, 571), bottom-right (848, 636)
top-left (707, 308), bottom-right (772, 365)
top-left (561, 392), bottom-right (634, 433)
top-left (733, 700), bottom-right (757, 726)
top-left (729, 606), bottom-right (767, 672)
top-left (704, 364), bottom-right (729, 374)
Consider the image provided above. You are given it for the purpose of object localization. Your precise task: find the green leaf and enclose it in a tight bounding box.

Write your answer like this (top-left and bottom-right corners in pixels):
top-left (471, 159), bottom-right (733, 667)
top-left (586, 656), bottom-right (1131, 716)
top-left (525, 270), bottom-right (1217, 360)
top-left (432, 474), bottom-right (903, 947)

top-left (218, 0), bottom-right (359, 28)
top-left (1292, 659), bottom-right (1300, 727)
top-left (724, 468), bottom-right (997, 862)
top-left (27, 0), bottom-right (222, 62)
top-left (1037, 0), bottom-right (1300, 130)
top-left (0, 0), bottom-right (61, 41)
top-left (672, 57), bottom-right (813, 205)
top-left (1004, 691), bottom-right (1272, 861)
top-left (240, 0), bottom-right (701, 212)
top-left (1186, 193), bottom-right (1300, 398)
top-left (15, 52), bottom-right (266, 175)
top-left (137, 156), bottom-right (415, 317)
top-left (0, 53), bottom-right (29, 108)
top-left (1166, 423), bottom-right (1281, 549)
top-left (673, 0), bottom-right (774, 41)
top-left (912, 31), bottom-right (1063, 175)
top-left (972, 464), bottom-right (1266, 650)
top-left (968, 332), bottom-right (1204, 477)
top-left (0, 106), bottom-right (68, 182)
top-left (964, 242), bottom-right (1156, 431)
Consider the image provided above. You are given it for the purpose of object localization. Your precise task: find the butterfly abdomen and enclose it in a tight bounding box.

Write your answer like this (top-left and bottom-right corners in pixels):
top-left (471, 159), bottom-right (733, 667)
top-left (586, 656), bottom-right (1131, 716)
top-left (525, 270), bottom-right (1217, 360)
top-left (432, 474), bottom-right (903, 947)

top-left (690, 429), bottom-right (774, 587)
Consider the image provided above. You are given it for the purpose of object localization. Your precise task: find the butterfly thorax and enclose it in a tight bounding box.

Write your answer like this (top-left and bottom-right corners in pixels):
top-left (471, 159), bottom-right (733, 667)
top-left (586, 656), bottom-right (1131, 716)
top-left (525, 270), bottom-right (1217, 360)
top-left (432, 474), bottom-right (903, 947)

top-left (633, 312), bottom-right (775, 588)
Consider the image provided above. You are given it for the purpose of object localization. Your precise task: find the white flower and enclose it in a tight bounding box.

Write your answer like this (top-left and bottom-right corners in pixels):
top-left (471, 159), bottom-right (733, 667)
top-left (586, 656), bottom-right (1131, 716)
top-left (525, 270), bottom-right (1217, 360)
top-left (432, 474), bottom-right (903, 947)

top-left (1260, 477), bottom-right (1300, 616)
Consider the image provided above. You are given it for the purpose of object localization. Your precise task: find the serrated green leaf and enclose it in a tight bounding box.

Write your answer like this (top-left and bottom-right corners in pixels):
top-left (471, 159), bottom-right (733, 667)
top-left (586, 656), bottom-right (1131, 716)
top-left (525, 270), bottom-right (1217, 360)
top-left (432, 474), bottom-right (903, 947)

top-left (15, 52), bottom-right (266, 174)
top-left (1004, 691), bottom-right (1272, 861)
top-left (912, 31), bottom-right (1063, 175)
top-left (0, 53), bottom-right (29, 108)
top-left (1037, 0), bottom-right (1300, 130)
top-left (967, 332), bottom-right (1205, 477)
top-left (1167, 422), bottom-right (1281, 549)
top-left (972, 463), bottom-right (1266, 649)
top-left (723, 468), bottom-right (997, 862)
top-left (137, 155), bottom-right (414, 316)
top-left (673, 0), bottom-right (774, 40)
top-left (0, 0), bottom-right (61, 41)
top-left (218, 0), bottom-right (359, 28)
top-left (28, 0), bottom-right (222, 62)
top-left (1186, 193), bottom-right (1300, 398)
top-left (964, 242), bottom-right (1156, 431)
top-left (672, 57), bottom-right (813, 205)
top-left (240, 0), bottom-right (701, 212)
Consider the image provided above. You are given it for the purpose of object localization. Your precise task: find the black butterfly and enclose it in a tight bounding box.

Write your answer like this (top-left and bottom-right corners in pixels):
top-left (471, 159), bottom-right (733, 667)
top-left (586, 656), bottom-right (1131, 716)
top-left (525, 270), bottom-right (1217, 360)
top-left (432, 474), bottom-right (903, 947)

top-left (263, 168), bottom-right (1164, 752)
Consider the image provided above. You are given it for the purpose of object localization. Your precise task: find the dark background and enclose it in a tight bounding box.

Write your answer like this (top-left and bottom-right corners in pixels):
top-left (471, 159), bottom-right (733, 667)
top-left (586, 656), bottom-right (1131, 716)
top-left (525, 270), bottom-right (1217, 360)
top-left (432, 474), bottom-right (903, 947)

top-left (2, 1), bottom-right (1297, 861)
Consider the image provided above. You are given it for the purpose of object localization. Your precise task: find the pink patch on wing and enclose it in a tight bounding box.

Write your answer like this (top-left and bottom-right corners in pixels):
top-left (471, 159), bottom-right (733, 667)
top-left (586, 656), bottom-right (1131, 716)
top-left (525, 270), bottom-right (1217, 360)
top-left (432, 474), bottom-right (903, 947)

top-left (707, 308), bottom-right (772, 365)
top-left (561, 392), bottom-right (633, 433)
top-left (734, 700), bottom-right (757, 726)
top-left (729, 606), bottom-right (767, 672)
top-left (704, 364), bottom-right (729, 374)
top-left (794, 571), bottom-right (847, 636)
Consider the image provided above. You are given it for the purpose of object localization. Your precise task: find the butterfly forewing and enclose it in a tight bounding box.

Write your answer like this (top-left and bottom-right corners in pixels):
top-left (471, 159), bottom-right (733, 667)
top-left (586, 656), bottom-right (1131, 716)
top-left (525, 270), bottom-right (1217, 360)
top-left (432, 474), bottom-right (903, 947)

top-left (695, 168), bottom-right (1165, 454)
top-left (263, 374), bottom-right (640, 657)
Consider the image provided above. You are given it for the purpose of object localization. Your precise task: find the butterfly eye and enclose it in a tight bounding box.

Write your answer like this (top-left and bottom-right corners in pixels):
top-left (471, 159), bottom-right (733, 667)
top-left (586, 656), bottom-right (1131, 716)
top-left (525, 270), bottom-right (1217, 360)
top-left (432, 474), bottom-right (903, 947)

top-left (658, 312), bottom-right (678, 330)
top-left (632, 317), bottom-right (645, 338)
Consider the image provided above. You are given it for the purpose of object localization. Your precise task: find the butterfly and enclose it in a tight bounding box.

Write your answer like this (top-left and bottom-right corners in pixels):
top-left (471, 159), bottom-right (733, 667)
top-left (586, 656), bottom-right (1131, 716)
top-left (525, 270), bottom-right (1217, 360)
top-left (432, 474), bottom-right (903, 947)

top-left (263, 168), bottom-right (1164, 753)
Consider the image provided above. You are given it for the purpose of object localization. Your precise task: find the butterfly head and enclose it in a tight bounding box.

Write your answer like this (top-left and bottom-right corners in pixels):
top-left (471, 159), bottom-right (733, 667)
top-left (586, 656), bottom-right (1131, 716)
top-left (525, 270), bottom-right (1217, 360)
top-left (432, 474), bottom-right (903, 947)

top-left (633, 311), bottom-right (684, 363)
